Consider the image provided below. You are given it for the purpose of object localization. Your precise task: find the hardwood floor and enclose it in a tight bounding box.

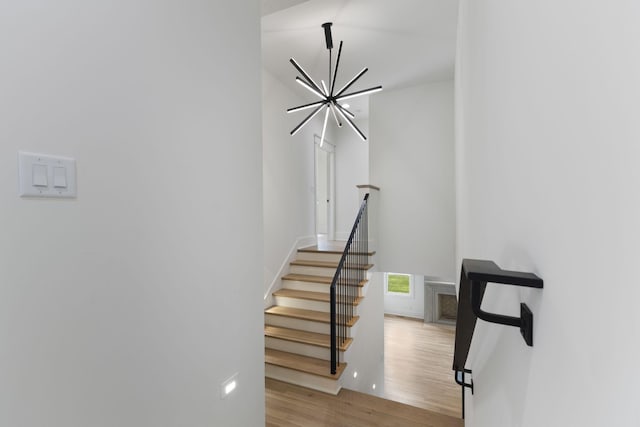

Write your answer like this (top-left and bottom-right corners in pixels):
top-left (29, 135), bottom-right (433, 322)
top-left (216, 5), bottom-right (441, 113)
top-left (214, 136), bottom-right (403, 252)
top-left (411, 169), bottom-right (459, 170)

top-left (265, 315), bottom-right (463, 426)
top-left (266, 378), bottom-right (463, 427)
top-left (384, 315), bottom-right (461, 418)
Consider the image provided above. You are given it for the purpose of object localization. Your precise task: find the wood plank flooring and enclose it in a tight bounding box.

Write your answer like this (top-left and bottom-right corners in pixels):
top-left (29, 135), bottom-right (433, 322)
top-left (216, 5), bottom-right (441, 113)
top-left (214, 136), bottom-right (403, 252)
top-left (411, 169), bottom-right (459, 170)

top-left (265, 315), bottom-right (463, 426)
top-left (384, 315), bottom-right (461, 418)
top-left (266, 378), bottom-right (463, 427)
top-left (298, 243), bottom-right (345, 254)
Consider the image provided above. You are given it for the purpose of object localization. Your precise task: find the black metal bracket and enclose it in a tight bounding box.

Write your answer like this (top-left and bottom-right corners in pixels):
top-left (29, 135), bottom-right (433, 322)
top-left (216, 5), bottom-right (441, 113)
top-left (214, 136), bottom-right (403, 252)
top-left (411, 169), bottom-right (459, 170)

top-left (452, 259), bottom-right (543, 419)
top-left (471, 282), bottom-right (537, 346)
top-left (454, 369), bottom-right (473, 419)
top-left (454, 369), bottom-right (473, 393)
top-left (466, 260), bottom-right (543, 346)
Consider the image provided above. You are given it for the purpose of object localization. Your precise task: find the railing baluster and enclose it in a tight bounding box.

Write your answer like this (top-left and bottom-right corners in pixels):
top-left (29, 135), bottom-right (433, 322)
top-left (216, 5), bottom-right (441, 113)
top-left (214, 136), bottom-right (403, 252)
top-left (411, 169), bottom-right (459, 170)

top-left (330, 193), bottom-right (369, 375)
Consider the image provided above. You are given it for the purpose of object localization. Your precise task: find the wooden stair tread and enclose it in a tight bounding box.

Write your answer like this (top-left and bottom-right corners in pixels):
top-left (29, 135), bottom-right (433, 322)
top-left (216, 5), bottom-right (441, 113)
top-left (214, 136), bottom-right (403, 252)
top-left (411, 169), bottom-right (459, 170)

top-left (282, 273), bottom-right (368, 287)
top-left (298, 245), bottom-right (376, 256)
top-left (265, 306), bottom-right (359, 327)
top-left (290, 259), bottom-right (374, 270)
top-left (273, 289), bottom-right (363, 306)
top-left (265, 326), bottom-right (352, 351)
top-left (265, 348), bottom-right (346, 379)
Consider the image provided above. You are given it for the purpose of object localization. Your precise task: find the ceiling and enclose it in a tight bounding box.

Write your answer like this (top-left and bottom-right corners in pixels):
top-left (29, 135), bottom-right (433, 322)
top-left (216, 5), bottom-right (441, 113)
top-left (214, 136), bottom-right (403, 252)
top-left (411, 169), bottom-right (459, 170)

top-left (261, 0), bottom-right (459, 117)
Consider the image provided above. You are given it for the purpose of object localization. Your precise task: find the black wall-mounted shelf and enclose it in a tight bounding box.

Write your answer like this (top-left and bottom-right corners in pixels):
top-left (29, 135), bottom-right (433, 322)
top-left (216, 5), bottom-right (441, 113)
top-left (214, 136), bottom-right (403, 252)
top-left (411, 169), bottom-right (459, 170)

top-left (452, 259), bottom-right (543, 418)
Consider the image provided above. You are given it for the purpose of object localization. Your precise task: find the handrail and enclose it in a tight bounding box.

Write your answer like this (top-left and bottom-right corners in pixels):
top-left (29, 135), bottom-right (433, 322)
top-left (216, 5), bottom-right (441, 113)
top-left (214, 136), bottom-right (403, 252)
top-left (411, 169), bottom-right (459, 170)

top-left (329, 193), bottom-right (369, 374)
top-left (452, 259), bottom-right (543, 418)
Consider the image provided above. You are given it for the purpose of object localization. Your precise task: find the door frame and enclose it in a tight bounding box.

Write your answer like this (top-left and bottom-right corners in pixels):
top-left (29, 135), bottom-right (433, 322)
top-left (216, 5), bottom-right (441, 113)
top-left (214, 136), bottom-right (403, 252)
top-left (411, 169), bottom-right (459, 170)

top-left (314, 135), bottom-right (336, 240)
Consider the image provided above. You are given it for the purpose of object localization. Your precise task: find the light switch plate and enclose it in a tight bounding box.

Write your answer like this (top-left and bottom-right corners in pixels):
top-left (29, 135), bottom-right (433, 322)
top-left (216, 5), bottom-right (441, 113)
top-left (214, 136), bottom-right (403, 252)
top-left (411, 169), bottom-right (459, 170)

top-left (18, 151), bottom-right (77, 198)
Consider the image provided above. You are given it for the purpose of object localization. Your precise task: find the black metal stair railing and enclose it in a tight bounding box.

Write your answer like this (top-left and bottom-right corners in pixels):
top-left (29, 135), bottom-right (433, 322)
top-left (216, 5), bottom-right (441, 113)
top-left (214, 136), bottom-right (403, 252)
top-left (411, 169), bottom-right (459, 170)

top-left (330, 193), bottom-right (369, 375)
top-left (453, 259), bottom-right (544, 418)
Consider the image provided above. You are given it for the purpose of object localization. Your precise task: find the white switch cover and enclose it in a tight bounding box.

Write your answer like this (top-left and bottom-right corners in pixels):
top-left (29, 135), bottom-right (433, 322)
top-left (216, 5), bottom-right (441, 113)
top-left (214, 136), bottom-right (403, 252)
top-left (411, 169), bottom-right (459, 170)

top-left (53, 166), bottom-right (67, 188)
top-left (32, 164), bottom-right (48, 187)
top-left (19, 152), bottom-right (77, 198)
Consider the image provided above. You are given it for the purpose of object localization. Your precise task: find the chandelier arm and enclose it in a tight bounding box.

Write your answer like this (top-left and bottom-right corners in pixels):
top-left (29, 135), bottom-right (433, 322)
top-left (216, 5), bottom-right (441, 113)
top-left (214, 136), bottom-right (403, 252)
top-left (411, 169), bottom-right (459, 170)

top-left (335, 103), bottom-right (355, 119)
top-left (287, 100), bottom-right (327, 114)
top-left (290, 102), bottom-right (328, 136)
top-left (320, 105), bottom-right (330, 147)
top-left (296, 77), bottom-right (328, 99)
top-left (329, 103), bottom-right (342, 127)
top-left (330, 41), bottom-right (343, 96)
top-left (321, 80), bottom-right (330, 96)
top-left (335, 104), bottom-right (367, 141)
top-left (335, 85), bottom-right (383, 102)
top-left (290, 58), bottom-right (325, 95)
top-left (334, 67), bottom-right (368, 98)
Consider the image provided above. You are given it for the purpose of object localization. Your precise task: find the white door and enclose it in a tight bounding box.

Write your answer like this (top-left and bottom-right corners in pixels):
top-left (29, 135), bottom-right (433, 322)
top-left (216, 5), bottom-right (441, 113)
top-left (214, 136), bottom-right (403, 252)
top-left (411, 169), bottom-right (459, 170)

top-left (314, 136), bottom-right (335, 240)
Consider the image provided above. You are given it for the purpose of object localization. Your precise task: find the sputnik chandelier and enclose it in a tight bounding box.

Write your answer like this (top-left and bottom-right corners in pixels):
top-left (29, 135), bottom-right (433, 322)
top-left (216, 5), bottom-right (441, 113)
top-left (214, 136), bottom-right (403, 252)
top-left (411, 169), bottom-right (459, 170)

top-left (287, 22), bottom-right (382, 146)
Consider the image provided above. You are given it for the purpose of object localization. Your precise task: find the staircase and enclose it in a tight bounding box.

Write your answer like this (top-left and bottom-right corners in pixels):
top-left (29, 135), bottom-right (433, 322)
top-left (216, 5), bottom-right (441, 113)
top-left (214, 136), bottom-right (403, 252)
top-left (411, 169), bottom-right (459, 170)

top-left (264, 243), bottom-right (374, 394)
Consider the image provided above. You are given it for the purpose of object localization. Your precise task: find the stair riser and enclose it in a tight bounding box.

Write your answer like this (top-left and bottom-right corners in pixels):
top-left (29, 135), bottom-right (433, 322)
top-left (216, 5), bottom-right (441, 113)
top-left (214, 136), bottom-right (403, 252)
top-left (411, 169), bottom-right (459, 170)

top-left (265, 364), bottom-right (341, 395)
top-left (274, 296), bottom-right (329, 312)
top-left (290, 265), bottom-right (370, 277)
top-left (289, 265), bottom-right (336, 276)
top-left (282, 280), bottom-right (330, 294)
top-left (274, 296), bottom-right (360, 315)
top-left (295, 251), bottom-right (343, 263)
top-left (350, 322), bottom-right (360, 338)
top-left (266, 314), bottom-right (328, 335)
top-left (265, 314), bottom-right (353, 337)
top-left (265, 337), bottom-right (345, 362)
top-left (282, 280), bottom-right (364, 297)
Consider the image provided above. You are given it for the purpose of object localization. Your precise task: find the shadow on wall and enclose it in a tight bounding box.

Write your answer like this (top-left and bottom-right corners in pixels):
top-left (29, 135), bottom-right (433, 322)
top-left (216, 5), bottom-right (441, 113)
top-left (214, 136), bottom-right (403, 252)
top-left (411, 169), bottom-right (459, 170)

top-left (468, 326), bottom-right (534, 426)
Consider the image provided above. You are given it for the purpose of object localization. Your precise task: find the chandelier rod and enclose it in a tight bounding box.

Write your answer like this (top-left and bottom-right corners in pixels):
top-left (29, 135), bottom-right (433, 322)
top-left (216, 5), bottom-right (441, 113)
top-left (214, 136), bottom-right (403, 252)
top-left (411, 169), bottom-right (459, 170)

top-left (290, 102), bottom-right (328, 136)
top-left (335, 104), bottom-right (366, 141)
top-left (323, 22), bottom-right (334, 92)
top-left (330, 41), bottom-right (343, 97)
top-left (336, 85), bottom-right (383, 101)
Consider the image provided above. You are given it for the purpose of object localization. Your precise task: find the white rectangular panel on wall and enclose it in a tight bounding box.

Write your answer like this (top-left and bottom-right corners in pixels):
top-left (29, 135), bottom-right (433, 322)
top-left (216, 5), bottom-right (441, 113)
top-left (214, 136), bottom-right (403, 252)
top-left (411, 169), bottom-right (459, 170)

top-left (18, 151), bottom-right (77, 198)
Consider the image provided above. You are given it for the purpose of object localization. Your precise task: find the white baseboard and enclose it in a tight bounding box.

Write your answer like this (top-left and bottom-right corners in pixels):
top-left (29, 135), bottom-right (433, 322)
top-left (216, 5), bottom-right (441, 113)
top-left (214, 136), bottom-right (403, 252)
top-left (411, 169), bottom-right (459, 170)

top-left (263, 235), bottom-right (316, 307)
top-left (383, 311), bottom-right (424, 320)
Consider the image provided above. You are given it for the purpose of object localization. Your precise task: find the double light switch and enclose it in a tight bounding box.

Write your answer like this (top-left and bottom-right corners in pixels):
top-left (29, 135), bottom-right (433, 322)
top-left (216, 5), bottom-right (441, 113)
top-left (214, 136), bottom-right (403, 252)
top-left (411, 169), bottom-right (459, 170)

top-left (19, 152), bottom-right (77, 198)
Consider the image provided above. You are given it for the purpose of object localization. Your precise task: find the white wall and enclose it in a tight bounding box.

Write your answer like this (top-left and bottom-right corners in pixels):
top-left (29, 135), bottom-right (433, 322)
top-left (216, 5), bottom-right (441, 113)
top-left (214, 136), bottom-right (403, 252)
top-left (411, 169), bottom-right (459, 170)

top-left (335, 119), bottom-right (370, 239)
top-left (0, 2), bottom-right (263, 426)
top-left (262, 70), bottom-right (317, 293)
top-left (341, 270), bottom-right (386, 398)
top-left (456, 1), bottom-right (640, 426)
top-left (370, 81), bottom-right (456, 280)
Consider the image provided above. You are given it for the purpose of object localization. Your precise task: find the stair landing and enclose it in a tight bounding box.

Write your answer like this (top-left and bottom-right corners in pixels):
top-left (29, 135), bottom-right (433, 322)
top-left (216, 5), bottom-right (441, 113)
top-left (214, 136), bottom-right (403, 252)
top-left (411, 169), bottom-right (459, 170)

top-left (299, 242), bottom-right (376, 256)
